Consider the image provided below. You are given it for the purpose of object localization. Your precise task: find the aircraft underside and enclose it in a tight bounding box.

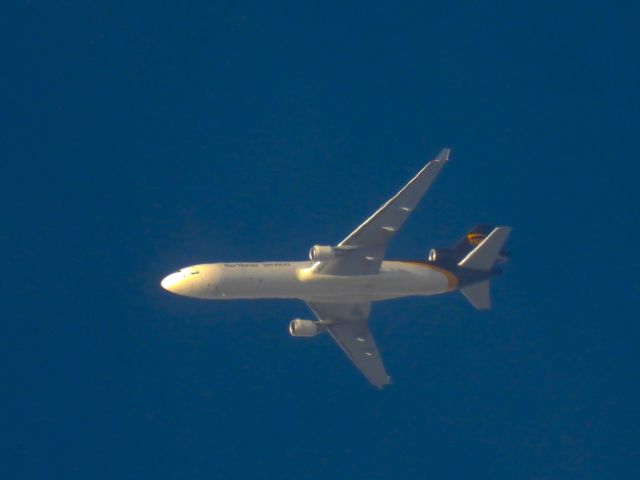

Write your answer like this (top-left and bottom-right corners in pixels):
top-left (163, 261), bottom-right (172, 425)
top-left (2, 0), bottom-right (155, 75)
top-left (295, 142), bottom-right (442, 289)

top-left (161, 149), bottom-right (511, 388)
top-left (161, 261), bottom-right (457, 302)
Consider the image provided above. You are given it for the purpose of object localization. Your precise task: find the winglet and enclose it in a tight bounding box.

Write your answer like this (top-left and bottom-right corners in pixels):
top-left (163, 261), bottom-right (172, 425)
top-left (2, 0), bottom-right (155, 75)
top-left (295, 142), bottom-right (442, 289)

top-left (436, 148), bottom-right (451, 163)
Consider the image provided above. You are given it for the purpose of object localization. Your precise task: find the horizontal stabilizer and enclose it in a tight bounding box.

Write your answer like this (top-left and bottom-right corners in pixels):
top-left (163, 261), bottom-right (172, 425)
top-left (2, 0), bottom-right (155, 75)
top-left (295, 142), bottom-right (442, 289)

top-left (458, 227), bottom-right (512, 271)
top-left (460, 280), bottom-right (491, 309)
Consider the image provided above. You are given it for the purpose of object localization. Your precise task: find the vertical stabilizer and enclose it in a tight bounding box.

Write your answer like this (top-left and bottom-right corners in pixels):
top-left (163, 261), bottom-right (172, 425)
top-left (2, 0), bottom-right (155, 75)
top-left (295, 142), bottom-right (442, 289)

top-left (457, 226), bottom-right (511, 309)
top-left (460, 280), bottom-right (491, 309)
top-left (453, 224), bottom-right (494, 255)
top-left (458, 227), bottom-right (512, 271)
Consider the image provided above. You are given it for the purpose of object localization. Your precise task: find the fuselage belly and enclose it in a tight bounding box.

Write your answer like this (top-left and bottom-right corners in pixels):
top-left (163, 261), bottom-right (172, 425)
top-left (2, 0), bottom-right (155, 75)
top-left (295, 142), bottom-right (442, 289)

top-left (162, 261), bottom-right (457, 303)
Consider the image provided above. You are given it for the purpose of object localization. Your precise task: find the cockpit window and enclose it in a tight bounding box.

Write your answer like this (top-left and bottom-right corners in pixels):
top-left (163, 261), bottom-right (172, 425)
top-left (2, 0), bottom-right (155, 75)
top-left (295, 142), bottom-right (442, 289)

top-left (178, 268), bottom-right (199, 275)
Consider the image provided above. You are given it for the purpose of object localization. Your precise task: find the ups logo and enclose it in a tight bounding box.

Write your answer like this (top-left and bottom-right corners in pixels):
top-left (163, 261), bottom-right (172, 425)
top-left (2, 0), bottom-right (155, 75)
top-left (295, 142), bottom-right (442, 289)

top-left (467, 233), bottom-right (486, 246)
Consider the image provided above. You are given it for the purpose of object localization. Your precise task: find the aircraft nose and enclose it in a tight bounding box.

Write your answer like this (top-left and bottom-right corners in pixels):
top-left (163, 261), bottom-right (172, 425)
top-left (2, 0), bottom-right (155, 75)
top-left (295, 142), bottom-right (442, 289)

top-left (161, 272), bottom-right (183, 292)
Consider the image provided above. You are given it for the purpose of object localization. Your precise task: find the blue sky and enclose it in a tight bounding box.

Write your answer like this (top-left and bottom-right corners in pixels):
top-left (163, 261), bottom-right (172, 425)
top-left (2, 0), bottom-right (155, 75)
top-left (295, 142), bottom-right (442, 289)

top-left (3, 2), bottom-right (638, 478)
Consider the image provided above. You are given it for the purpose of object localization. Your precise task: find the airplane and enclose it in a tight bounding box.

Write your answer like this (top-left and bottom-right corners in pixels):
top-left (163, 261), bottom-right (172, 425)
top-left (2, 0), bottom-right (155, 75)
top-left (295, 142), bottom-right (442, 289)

top-left (161, 149), bottom-right (511, 388)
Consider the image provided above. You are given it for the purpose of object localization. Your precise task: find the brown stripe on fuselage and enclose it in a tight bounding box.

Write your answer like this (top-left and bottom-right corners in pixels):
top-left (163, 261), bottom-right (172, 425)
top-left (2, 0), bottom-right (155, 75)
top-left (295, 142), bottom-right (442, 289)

top-left (399, 261), bottom-right (459, 291)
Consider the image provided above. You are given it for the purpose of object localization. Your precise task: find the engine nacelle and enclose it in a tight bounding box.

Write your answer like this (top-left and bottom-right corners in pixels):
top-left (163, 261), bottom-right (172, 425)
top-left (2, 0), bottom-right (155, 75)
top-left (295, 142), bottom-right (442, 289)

top-left (289, 319), bottom-right (322, 337)
top-left (309, 245), bottom-right (336, 262)
top-left (428, 248), bottom-right (455, 263)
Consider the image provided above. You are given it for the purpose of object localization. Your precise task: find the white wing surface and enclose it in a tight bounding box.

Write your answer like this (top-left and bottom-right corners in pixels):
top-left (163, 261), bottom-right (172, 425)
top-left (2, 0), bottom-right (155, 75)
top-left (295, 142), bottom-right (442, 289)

top-left (306, 301), bottom-right (391, 388)
top-left (314, 148), bottom-right (450, 276)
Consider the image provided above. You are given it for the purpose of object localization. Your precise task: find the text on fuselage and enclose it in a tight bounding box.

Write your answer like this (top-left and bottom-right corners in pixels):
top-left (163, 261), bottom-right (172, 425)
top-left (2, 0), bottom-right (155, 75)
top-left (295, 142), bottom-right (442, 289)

top-left (223, 262), bottom-right (292, 268)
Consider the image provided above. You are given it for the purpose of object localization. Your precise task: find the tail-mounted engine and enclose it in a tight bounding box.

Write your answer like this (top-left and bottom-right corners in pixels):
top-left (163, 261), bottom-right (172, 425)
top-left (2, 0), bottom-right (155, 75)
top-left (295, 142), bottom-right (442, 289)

top-left (289, 319), bottom-right (324, 337)
top-left (429, 225), bottom-right (512, 266)
top-left (427, 248), bottom-right (456, 263)
top-left (429, 246), bottom-right (509, 265)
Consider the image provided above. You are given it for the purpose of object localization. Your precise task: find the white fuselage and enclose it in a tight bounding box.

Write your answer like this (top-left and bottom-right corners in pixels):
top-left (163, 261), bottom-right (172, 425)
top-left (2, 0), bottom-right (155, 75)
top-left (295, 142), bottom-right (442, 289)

top-left (161, 261), bottom-right (458, 303)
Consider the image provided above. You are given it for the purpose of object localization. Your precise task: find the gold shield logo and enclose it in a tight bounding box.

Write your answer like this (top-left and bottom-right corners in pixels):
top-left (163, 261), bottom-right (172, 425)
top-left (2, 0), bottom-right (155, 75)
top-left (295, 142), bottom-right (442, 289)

top-left (467, 233), bottom-right (486, 246)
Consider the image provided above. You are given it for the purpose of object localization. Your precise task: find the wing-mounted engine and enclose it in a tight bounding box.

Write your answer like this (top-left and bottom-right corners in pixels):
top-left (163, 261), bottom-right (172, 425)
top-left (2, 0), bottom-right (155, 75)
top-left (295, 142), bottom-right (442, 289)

top-left (309, 245), bottom-right (337, 262)
top-left (309, 244), bottom-right (359, 262)
top-left (289, 319), bottom-right (325, 337)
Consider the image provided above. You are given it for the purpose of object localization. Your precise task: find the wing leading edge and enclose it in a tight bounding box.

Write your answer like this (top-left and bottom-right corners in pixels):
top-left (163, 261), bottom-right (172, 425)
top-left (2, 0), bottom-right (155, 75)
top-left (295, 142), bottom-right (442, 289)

top-left (313, 148), bottom-right (450, 276)
top-left (306, 301), bottom-right (391, 388)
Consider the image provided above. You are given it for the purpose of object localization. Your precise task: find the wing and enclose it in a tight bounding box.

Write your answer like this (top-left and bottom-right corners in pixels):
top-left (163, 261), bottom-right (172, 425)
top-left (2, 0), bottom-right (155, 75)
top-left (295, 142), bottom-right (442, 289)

top-left (314, 148), bottom-right (450, 276)
top-left (306, 301), bottom-right (391, 388)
